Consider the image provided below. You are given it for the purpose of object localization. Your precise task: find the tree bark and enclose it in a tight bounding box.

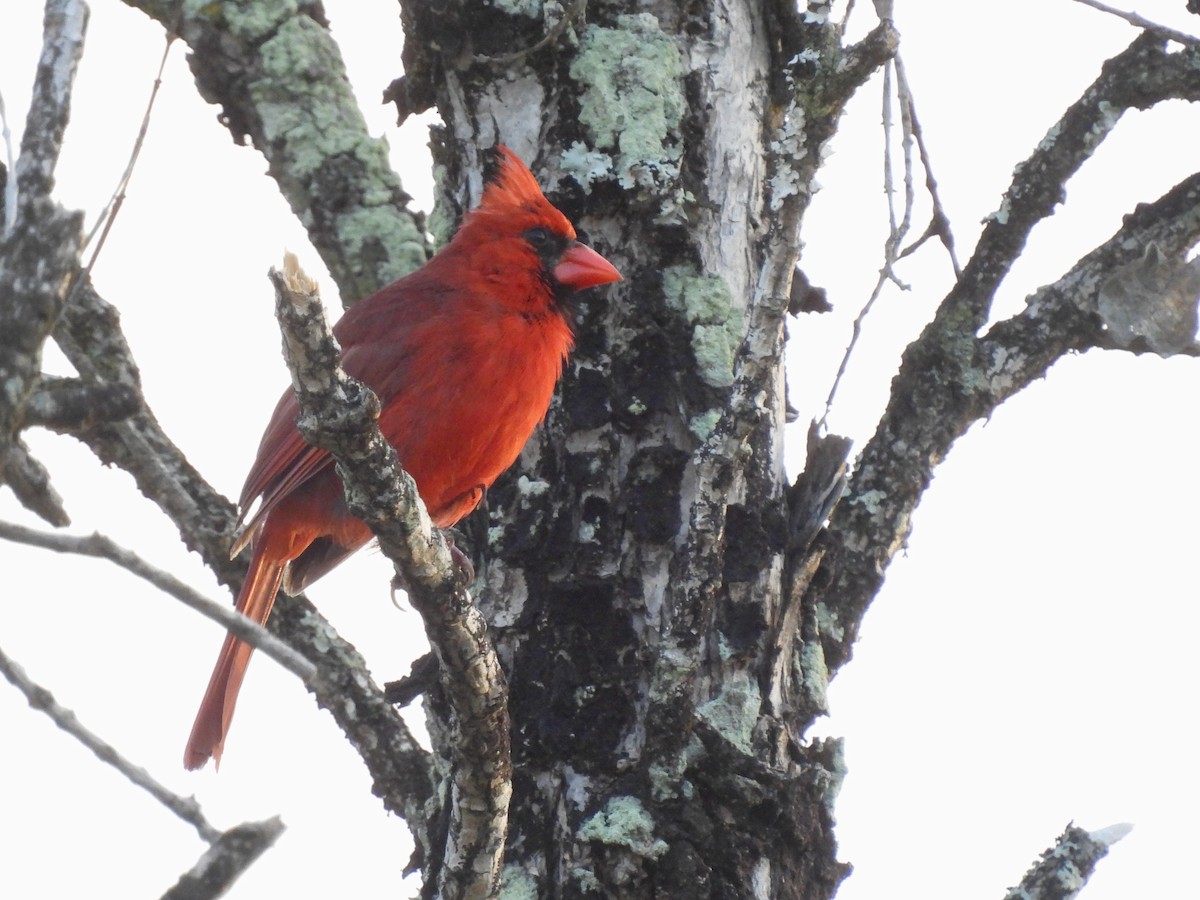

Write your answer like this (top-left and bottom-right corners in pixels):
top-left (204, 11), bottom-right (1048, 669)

top-left (395, 3), bottom-right (894, 895)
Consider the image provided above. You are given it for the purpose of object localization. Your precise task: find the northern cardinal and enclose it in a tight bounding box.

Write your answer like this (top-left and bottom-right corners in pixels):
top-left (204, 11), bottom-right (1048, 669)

top-left (184, 147), bottom-right (621, 769)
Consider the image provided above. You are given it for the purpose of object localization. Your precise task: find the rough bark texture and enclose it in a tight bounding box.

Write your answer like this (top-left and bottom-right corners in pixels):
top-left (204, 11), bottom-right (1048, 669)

top-left (395, 3), bottom-right (895, 896)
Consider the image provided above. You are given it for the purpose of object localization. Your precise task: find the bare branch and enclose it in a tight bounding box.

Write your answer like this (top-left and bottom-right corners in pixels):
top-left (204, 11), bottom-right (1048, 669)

top-left (894, 56), bottom-right (961, 275)
top-left (269, 254), bottom-right (511, 900)
top-left (938, 32), bottom-right (1200, 334)
top-left (0, 195), bottom-right (81, 527)
top-left (0, 519), bottom-right (317, 685)
top-left (0, 0), bottom-right (133, 531)
top-left (160, 818), bottom-right (286, 900)
top-left (0, 642), bottom-right (222, 843)
top-left (23, 375), bottom-right (141, 432)
top-left (11, 0), bottom-right (89, 212)
top-left (121, 0), bottom-right (428, 302)
top-left (820, 55), bottom-right (915, 425)
top-left (0, 0), bottom-right (90, 527)
top-left (1002, 822), bottom-right (1130, 900)
top-left (804, 34), bottom-right (1200, 682)
top-left (1070, 0), bottom-right (1200, 48)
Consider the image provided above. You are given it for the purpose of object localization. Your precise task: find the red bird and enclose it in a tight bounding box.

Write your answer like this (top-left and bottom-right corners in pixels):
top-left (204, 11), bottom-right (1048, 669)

top-left (184, 147), bottom-right (621, 769)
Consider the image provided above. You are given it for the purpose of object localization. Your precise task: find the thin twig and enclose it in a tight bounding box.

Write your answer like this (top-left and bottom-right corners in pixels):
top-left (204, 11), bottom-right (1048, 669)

top-left (0, 643), bottom-right (222, 843)
top-left (820, 55), bottom-right (916, 425)
top-left (894, 55), bottom-right (961, 276)
top-left (77, 33), bottom-right (175, 268)
top-left (1070, 0), bottom-right (1200, 48)
top-left (0, 520), bottom-right (317, 684)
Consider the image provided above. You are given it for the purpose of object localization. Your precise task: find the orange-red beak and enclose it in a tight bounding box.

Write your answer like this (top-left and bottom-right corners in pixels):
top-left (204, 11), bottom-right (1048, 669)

top-left (554, 242), bottom-right (622, 290)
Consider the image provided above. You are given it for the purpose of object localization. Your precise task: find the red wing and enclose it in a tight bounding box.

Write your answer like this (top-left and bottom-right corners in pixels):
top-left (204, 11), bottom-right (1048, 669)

top-left (234, 307), bottom-right (427, 528)
top-left (236, 278), bottom-right (432, 528)
top-left (236, 390), bottom-right (333, 528)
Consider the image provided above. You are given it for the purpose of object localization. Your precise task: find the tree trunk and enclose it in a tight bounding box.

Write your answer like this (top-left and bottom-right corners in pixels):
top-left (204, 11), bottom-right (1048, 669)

top-left (395, 3), bottom-right (893, 895)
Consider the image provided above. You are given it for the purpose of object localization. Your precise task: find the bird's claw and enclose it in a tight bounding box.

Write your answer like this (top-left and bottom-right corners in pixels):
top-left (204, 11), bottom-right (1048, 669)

top-left (388, 533), bottom-right (474, 597)
top-left (445, 534), bottom-right (475, 588)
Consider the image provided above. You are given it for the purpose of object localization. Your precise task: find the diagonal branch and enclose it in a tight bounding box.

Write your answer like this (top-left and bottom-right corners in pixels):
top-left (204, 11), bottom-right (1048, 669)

top-left (1070, 0), bottom-right (1200, 49)
top-left (268, 254), bottom-right (511, 900)
top-left (1003, 822), bottom-right (1131, 900)
top-left (0, 520), bottom-right (317, 685)
top-left (808, 174), bottom-right (1200, 684)
top-left (159, 817), bottom-right (285, 900)
top-left (0, 641), bottom-right (222, 843)
top-left (935, 32), bottom-right (1200, 335)
top-left (121, 0), bottom-right (428, 303)
top-left (798, 33), bottom-right (1200, 687)
top-left (2, 639), bottom-right (289, 897)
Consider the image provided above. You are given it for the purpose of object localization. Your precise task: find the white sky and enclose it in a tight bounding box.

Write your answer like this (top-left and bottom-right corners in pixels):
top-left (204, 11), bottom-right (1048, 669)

top-left (1, 2), bottom-right (1198, 898)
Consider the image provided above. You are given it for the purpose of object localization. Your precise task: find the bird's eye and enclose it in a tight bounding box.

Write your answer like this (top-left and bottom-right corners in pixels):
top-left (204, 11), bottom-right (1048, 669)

top-left (525, 226), bottom-right (552, 248)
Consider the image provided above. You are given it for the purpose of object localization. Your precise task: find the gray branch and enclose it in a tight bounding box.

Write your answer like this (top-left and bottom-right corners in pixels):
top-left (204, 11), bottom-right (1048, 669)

top-left (0, 520), bottom-right (317, 685)
top-left (0, 641), bottom-right (221, 844)
top-left (268, 255), bottom-right (511, 900)
top-left (0, 0), bottom-right (88, 528)
top-left (23, 374), bottom-right (141, 432)
top-left (159, 817), bottom-right (285, 900)
top-left (11, 0), bottom-right (88, 208)
top-left (121, 0), bottom-right (428, 303)
top-left (803, 33), bottom-right (1200, 685)
top-left (1003, 823), bottom-right (1131, 900)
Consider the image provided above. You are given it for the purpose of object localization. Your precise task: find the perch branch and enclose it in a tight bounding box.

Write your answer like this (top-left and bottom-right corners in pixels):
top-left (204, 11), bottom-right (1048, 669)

top-left (268, 254), bottom-right (511, 900)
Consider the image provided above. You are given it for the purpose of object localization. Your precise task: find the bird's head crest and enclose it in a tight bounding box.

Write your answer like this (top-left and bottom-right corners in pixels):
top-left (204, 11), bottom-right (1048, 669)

top-left (475, 145), bottom-right (574, 238)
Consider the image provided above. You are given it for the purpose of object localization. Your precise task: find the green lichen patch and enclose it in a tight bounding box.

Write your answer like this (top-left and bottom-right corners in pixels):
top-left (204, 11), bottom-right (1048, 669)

top-left (577, 795), bottom-right (669, 860)
top-left (245, 15), bottom-right (426, 293)
top-left (335, 205), bottom-right (427, 289)
top-left (211, 0), bottom-right (296, 40)
top-left (254, 18), bottom-right (371, 177)
top-left (498, 864), bottom-right (539, 900)
top-left (662, 264), bottom-right (742, 389)
top-left (695, 670), bottom-right (760, 755)
top-left (567, 13), bottom-right (685, 197)
top-left (688, 409), bottom-right (721, 441)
